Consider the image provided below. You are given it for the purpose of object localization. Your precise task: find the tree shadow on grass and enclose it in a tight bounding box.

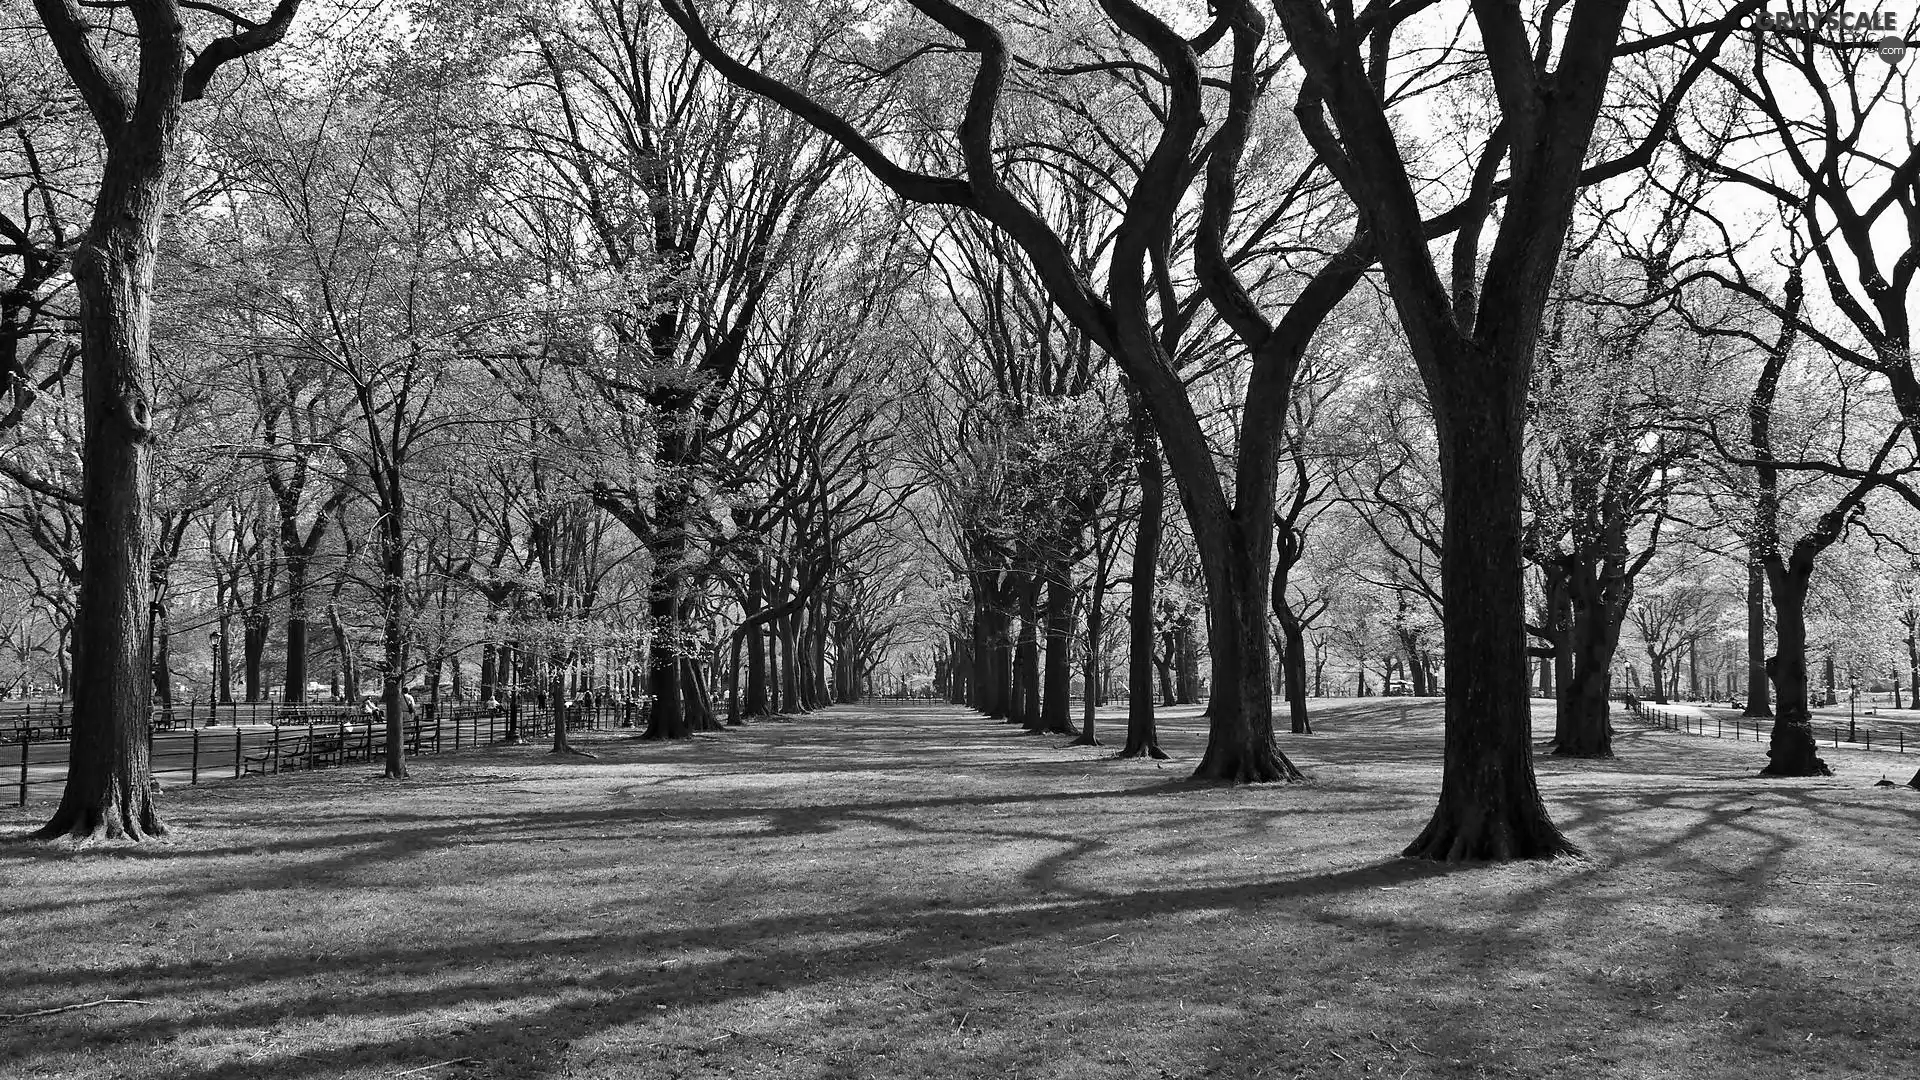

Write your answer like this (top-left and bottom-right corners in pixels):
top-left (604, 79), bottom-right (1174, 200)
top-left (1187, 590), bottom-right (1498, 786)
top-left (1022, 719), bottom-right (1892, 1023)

top-left (1, 856), bottom-right (1474, 1080)
top-left (7, 701), bottom-right (1914, 1079)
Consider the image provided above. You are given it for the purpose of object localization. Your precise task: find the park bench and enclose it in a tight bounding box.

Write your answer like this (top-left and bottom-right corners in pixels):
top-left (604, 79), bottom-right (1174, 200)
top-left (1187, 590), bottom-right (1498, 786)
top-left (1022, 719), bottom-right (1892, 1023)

top-left (242, 726), bottom-right (367, 774)
top-left (243, 733), bottom-right (312, 775)
top-left (307, 730), bottom-right (351, 767)
top-left (11, 719), bottom-right (70, 742)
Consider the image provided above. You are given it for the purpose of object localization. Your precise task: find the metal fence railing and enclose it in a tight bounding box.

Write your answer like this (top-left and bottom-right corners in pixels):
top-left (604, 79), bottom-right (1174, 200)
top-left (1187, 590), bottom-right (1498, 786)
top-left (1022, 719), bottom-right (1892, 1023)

top-left (1624, 696), bottom-right (1917, 756)
top-left (7, 697), bottom-right (649, 807)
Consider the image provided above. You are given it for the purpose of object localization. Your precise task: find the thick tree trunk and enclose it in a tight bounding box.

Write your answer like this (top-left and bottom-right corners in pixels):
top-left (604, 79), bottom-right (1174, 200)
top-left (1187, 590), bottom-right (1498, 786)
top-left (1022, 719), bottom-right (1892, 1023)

top-left (1553, 566), bottom-right (1621, 758)
top-left (950, 629), bottom-right (970, 705)
top-left (32, 152), bottom-right (169, 841)
top-left (1279, 616), bottom-right (1312, 734)
top-left (281, 549), bottom-right (313, 704)
top-left (807, 596), bottom-right (830, 710)
top-left (1186, 481), bottom-right (1303, 782)
top-left (1187, 561), bottom-right (1300, 781)
top-left (1403, 357), bottom-right (1575, 861)
top-left (725, 631), bottom-right (744, 725)
top-left (1040, 573), bottom-right (1080, 737)
top-left (989, 587), bottom-right (1015, 722)
top-left (1173, 616), bottom-right (1200, 704)
top-left (1648, 652), bottom-right (1667, 705)
top-left (242, 614), bottom-right (267, 702)
top-left (1015, 576), bottom-right (1043, 731)
top-left (643, 588), bottom-right (688, 740)
top-left (1118, 418), bottom-right (1166, 759)
top-left (642, 486), bottom-right (693, 737)
top-left (1761, 564), bottom-right (1831, 777)
top-left (778, 616), bottom-right (802, 715)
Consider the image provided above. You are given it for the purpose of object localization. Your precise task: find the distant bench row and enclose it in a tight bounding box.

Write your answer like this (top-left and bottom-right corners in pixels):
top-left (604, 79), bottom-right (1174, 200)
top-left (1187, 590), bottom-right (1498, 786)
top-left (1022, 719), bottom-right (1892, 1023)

top-left (242, 722), bottom-right (430, 775)
top-left (4, 697), bottom-right (652, 744)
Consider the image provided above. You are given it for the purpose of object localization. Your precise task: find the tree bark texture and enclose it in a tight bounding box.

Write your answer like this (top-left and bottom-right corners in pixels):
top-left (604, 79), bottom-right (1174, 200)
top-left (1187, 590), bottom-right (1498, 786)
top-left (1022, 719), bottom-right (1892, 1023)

top-left (1402, 352), bottom-right (1574, 860)
top-left (1760, 565), bottom-right (1831, 777)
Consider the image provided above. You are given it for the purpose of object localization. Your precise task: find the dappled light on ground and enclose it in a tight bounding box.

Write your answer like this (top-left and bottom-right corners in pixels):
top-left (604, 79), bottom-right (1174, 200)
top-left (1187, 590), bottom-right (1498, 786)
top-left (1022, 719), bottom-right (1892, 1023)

top-left (3, 700), bottom-right (1918, 1079)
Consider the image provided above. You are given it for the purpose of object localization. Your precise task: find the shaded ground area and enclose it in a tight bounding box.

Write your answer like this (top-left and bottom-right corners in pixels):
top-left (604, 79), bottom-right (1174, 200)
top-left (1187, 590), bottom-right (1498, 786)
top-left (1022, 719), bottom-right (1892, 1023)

top-left (3, 699), bottom-right (1917, 1079)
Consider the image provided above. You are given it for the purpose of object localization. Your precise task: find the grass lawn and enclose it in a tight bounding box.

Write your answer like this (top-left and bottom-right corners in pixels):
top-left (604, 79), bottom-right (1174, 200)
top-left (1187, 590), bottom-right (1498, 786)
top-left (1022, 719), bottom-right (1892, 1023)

top-left (3, 698), bottom-right (1918, 1080)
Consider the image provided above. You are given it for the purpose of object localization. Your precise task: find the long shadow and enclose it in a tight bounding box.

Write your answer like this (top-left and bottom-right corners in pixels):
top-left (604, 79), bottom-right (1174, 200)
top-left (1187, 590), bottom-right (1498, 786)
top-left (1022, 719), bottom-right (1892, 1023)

top-left (0, 773), bottom-right (1315, 922)
top-left (2, 856), bottom-right (1475, 1080)
top-left (6, 700), bottom-right (1914, 1078)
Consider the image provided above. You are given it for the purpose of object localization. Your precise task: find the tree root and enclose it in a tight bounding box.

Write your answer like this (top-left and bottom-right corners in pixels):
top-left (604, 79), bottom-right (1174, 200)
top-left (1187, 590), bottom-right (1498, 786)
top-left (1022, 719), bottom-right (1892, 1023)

top-left (548, 747), bottom-right (600, 759)
top-left (1759, 759), bottom-right (1834, 778)
top-left (1189, 742), bottom-right (1305, 783)
top-left (1402, 807), bottom-right (1581, 862)
top-left (27, 803), bottom-right (168, 844)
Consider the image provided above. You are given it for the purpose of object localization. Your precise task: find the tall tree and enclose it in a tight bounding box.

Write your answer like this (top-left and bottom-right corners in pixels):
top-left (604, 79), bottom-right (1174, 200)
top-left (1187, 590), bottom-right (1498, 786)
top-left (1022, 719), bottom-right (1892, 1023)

top-left (1270, 0), bottom-right (1749, 859)
top-left (28, 0), bottom-right (301, 841)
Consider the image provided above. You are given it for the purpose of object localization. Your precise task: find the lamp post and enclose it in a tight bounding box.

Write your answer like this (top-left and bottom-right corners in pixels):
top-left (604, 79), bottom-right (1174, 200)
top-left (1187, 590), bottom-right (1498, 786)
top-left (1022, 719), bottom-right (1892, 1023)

top-left (1848, 681), bottom-right (1857, 743)
top-left (208, 630), bottom-right (222, 727)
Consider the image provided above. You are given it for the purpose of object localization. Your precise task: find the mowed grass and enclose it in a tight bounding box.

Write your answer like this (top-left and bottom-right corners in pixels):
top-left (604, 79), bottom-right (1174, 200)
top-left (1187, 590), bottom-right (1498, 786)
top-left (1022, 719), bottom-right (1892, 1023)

top-left (3, 699), bottom-right (1918, 1080)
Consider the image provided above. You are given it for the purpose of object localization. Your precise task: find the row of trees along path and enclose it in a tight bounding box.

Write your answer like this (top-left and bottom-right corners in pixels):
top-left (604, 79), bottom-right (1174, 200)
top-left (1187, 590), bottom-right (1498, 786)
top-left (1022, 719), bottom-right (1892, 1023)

top-left (16, 0), bottom-right (1912, 859)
